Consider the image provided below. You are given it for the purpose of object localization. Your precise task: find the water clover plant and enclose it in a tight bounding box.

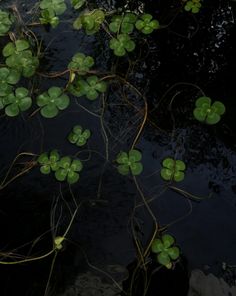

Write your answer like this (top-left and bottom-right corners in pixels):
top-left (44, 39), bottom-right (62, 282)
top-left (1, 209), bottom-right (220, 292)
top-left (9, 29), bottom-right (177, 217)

top-left (184, 0), bottom-right (202, 13)
top-left (151, 234), bottom-right (180, 269)
top-left (193, 97), bottom-right (226, 125)
top-left (55, 156), bottom-right (83, 184)
top-left (73, 9), bottom-right (105, 35)
top-left (2, 40), bottom-right (39, 77)
top-left (135, 14), bottom-right (160, 34)
top-left (0, 87), bottom-right (32, 117)
top-left (161, 158), bottom-right (186, 182)
top-left (0, 10), bottom-right (14, 36)
top-left (110, 34), bottom-right (135, 56)
top-left (36, 87), bottom-right (70, 118)
top-left (116, 149), bottom-right (143, 176)
top-left (39, 0), bottom-right (67, 16)
top-left (109, 13), bottom-right (137, 34)
top-left (38, 150), bottom-right (60, 174)
top-left (68, 75), bottom-right (107, 100)
top-left (68, 125), bottom-right (91, 147)
top-left (71, 0), bottom-right (86, 10)
top-left (0, 67), bottom-right (21, 97)
top-left (39, 9), bottom-right (59, 28)
top-left (68, 52), bottom-right (94, 75)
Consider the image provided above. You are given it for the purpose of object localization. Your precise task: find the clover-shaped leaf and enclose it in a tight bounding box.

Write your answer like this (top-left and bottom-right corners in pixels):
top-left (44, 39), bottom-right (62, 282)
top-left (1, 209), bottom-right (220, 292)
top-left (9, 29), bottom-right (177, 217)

top-left (39, 0), bottom-right (67, 16)
top-left (71, 0), bottom-right (85, 10)
top-left (184, 0), bottom-right (202, 13)
top-left (110, 34), bottom-right (136, 56)
top-left (151, 234), bottom-right (180, 269)
top-left (1, 87), bottom-right (32, 117)
top-left (68, 125), bottom-right (91, 147)
top-left (68, 75), bottom-right (107, 100)
top-left (109, 13), bottom-right (137, 34)
top-left (55, 156), bottom-right (83, 184)
top-left (193, 96), bottom-right (226, 125)
top-left (0, 67), bottom-right (21, 97)
top-left (116, 149), bottom-right (143, 176)
top-left (54, 236), bottom-right (64, 250)
top-left (68, 52), bottom-right (94, 75)
top-left (135, 14), bottom-right (159, 34)
top-left (38, 150), bottom-right (60, 174)
top-left (161, 157), bottom-right (186, 182)
top-left (37, 87), bottom-right (70, 118)
top-left (39, 9), bottom-right (59, 28)
top-left (0, 9), bottom-right (14, 36)
top-left (73, 9), bottom-right (105, 35)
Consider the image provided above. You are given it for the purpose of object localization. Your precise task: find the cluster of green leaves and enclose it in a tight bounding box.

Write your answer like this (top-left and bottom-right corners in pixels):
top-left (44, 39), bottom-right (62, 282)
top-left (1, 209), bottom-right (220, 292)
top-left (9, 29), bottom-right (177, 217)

top-left (108, 13), bottom-right (159, 56)
top-left (68, 75), bottom-right (107, 100)
top-left (68, 52), bottom-right (94, 75)
top-left (38, 150), bottom-right (83, 184)
top-left (36, 87), bottom-right (70, 118)
top-left (0, 9), bottom-right (14, 36)
top-left (68, 125), bottom-right (91, 147)
top-left (161, 158), bottom-right (186, 182)
top-left (73, 9), bottom-right (105, 35)
top-left (71, 0), bottom-right (85, 10)
top-left (0, 67), bottom-right (20, 97)
top-left (193, 96), bottom-right (226, 125)
top-left (151, 234), bottom-right (180, 269)
top-left (39, 0), bottom-right (67, 28)
top-left (116, 149), bottom-right (143, 176)
top-left (0, 87), bottom-right (32, 117)
top-left (2, 40), bottom-right (39, 77)
top-left (184, 0), bottom-right (202, 13)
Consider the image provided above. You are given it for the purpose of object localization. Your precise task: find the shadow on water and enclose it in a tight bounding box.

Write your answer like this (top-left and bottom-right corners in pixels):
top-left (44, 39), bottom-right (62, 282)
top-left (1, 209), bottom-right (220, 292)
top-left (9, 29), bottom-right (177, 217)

top-left (0, 0), bottom-right (236, 295)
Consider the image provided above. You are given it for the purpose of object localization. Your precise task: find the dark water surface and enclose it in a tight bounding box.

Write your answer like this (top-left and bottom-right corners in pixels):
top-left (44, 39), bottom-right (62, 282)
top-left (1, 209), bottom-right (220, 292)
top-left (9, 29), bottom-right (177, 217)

top-left (0, 0), bottom-right (236, 295)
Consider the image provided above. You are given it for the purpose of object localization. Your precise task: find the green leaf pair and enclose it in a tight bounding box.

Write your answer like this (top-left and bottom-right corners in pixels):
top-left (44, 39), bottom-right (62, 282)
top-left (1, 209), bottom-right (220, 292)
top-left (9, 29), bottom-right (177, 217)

top-left (116, 149), bottom-right (143, 176)
top-left (68, 125), bottom-right (91, 147)
top-left (0, 9), bottom-right (14, 36)
top-left (73, 9), bottom-right (105, 35)
top-left (2, 40), bottom-right (39, 78)
top-left (184, 0), bottom-right (202, 13)
top-left (36, 87), bottom-right (70, 118)
top-left (68, 75), bottom-right (107, 100)
top-left (151, 234), bottom-right (180, 269)
top-left (110, 34), bottom-right (135, 56)
top-left (161, 158), bottom-right (186, 182)
top-left (38, 151), bottom-right (83, 184)
top-left (193, 96), bottom-right (226, 125)
top-left (135, 14), bottom-right (160, 34)
top-left (68, 52), bottom-right (94, 75)
top-left (0, 87), bottom-right (32, 117)
top-left (0, 67), bottom-right (21, 97)
top-left (109, 13), bottom-right (137, 34)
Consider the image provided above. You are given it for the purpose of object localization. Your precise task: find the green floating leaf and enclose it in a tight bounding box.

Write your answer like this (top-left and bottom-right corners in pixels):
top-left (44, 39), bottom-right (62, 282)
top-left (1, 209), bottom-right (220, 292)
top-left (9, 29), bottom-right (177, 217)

top-left (39, 9), bottom-right (60, 28)
top-left (184, 0), bottom-right (202, 13)
top-left (68, 52), bottom-right (94, 75)
top-left (0, 9), bottom-right (14, 36)
top-left (193, 96), bottom-right (225, 125)
top-left (38, 150), bottom-right (60, 174)
top-left (161, 157), bottom-right (186, 182)
top-left (135, 14), bottom-right (159, 34)
top-left (110, 34), bottom-right (136, 56)
top-left (68, 125), bottom-right (91, 147)
top-left (39, 0), bottom-right (67, 16)
top-left (55, 156), bottom-right (83, 184)
top-left (0, 67), bottom-right (21, 97)
top-left (109, 13), bottom-right (137, 34)
top-left (116, 149), bottom-right (143, 176)
top-left (71, 0), bottom-right (85, 10)
top-left (37, 87), bottom-right (70, 118)
top-left (68, 75), bottom-right (107, 100)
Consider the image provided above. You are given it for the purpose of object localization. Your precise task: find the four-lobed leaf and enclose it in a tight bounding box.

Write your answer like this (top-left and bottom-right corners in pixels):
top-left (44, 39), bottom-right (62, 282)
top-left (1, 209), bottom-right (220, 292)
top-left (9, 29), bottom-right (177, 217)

top-left (161, 157), bottom-right (186, 182)
top-left (184, 0), bottom-right (202, 13)
top-left (38, 150), bottom-right (60, 174)
top-left (55, 156), bottom-right (83, 184)
top-left (36, 87), bottom-right (70, 118)
top-left (109, 13), bottom-right (137, 34)
top-left (68, 52), bottom-right (94, 75)
top-left (110, 34), bottom-right (135, 56)
top-left (39, 9), bottom-right (60, 28)
top-left (116, 149), bottom-right (143, 176)
top-left (151, 234), bottom-right (180, 269)
top-left (68, 75), bottom-right (107, 100)
top-left (0, 9), bottom-right (14, 36)
top-left (39, 0), bottom-right (67, 16)
top-left (0, 67), bottom-right (21, 97)
top-left (68, 125), bottom-right (91, 147)
top-left (193, 96), bottom-right (226, 125)
top-left (0, 87), bottom-right (32, 117)
top-left (135, 14), bottom-right (159, 34)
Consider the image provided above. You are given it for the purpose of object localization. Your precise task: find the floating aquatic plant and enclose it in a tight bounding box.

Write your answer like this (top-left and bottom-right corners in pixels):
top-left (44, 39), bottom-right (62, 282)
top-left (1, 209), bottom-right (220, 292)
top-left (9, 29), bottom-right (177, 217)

top-left (109, 13), bottom-right (137, 34)
top-left (135, 14), bottom-right (159, 34)
top-left (161, 158), bottom-right (186, 182)
top-left (68, 125), bottom-right (91, 147)
top-left (68, 52), bottom-right (94, 75)
top-left (36, 87), bottom-right (70, 118)
top-left (0, 67), bottom-right (21, 97)
top-left (151, 234), bottom-right (180, 269)
top-left (193, 96), bottom-right (226, 125)
top-left (39, 0), bottom-right (67, 16)
top-left (55, 156), bottom-right (83, 184)
top-left (109, 34), bottom-right (135, 56)
top-left (71, 0), bottom-right (85, 10)
top-left (116, 149), bottom-right (143, 176)
top-left (38, 150), bottom-right (60, 174)
top-left (184, 0), bottom-right (202, 13)
top-left (39, 9), bottom-right (60, 28)
top-left (0, 9), bottom-right (14, 36)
